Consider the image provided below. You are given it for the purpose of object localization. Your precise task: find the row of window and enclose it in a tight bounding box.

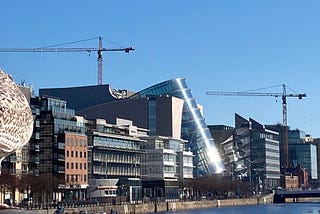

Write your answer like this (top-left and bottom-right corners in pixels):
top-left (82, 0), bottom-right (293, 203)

top-left (66, 136), bottom-right (87, 147)
top-left (93, 137), bottom-right (140, 150)
top-left (66, 174), bottom-right (87, 183)
top-left (66, 162), bottom-right (87, 170)
top-left (66, 150), bottom-right (87, 158)
top-left (93, 153), bottom-right (140, 164)
top-left (93, 166), bottom-right (140, 175)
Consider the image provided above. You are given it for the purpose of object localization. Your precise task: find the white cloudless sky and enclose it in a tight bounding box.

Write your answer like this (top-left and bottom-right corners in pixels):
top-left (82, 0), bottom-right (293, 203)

top-left (1, 0), bottom-right (319, 137)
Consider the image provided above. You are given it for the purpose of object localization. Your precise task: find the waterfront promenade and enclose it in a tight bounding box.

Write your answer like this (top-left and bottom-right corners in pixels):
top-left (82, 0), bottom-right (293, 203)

top-left (13, 194), bottom-right (275, 214)
top-left (9, 192), bottom-right (320, 214)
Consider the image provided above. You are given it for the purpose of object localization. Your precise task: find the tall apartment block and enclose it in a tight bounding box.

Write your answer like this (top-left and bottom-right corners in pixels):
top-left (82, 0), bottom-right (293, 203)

top-left (34, 96), bottom-right (88, 203)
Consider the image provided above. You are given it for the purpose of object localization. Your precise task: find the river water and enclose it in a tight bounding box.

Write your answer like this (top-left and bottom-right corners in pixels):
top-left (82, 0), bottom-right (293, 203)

top-left (156, 202), bottom-right (320, 214)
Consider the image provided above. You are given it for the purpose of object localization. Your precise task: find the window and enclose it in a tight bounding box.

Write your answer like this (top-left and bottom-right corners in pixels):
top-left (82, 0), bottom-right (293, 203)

top-left (80, 152), bottom-right (82, 158)
top-left (67, 150), bottom-right (69, 157)
top-left (76, 151), bottom-right (78, 158)
top-left (71, 163), bottom-right (74, 169)
top-left (148, 99), bottom-right (156, 135)
top-left (76, 163), bottom-right (78, 169)
top-left (67, 162), bottom-right (69, 169)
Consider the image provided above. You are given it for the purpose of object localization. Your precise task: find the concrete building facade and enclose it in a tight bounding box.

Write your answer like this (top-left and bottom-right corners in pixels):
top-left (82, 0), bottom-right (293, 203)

top-left (140, 136), bottom-right (193, 201)
top-left (86, 118), bottom-right (147, 203)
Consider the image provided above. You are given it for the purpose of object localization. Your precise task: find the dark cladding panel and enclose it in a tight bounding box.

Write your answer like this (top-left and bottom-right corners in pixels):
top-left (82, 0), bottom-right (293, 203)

top-left (40, 84), bottom-right (116, 112)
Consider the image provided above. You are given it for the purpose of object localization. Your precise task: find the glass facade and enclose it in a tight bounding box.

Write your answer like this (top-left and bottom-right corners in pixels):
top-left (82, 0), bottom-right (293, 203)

top-left (289, 143), bottom-right (318, 180)
top-left (211, 115), bottom-right (280, 191)
top-left (148, 97), bottom-right (157, 136)
top-left (288, 129), bottom-right (305, 145)
top-left (130, 78), bottom-right (224, 175)
top-left (251, 129), bottom-right (280, 190)
top-left (87, 120), bottom-right (144, 202)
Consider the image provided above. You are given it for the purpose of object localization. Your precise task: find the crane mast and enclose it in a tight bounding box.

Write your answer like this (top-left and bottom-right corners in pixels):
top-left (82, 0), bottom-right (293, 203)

top-left (206, 84), bottom-right (306, 167)
top-left (0, 37), bottom-right (134, 85)
top-left (98, 37), bottom-right (103, 85)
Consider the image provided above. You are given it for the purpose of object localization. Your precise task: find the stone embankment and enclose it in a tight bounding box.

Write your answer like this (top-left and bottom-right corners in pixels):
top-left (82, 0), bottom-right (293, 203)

top-left (24, 194), bottom-right (275, 214)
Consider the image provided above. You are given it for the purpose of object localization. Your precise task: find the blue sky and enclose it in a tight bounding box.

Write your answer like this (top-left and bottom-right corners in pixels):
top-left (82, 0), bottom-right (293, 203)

top-left (1, 1), bottom-right (320, 137)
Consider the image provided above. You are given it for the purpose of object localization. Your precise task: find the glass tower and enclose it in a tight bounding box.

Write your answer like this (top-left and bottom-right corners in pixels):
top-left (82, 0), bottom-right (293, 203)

top-left (129, 78), bottom-right (224, 175)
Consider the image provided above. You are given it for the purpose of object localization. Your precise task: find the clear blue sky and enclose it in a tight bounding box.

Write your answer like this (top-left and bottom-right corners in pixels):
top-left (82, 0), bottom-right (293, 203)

top-left (1, 1), bottom-right (319, 137)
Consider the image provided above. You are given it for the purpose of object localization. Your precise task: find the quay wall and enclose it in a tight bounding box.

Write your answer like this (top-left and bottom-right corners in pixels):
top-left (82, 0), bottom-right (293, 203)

top-left (30, 195), bottom-right (274, 214)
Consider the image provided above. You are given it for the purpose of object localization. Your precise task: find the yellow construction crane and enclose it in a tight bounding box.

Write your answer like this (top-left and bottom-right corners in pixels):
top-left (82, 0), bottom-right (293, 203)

top-left (206, 84), bottom-right (306, 166)
top-left (0, 37), bottom-right (134, 85)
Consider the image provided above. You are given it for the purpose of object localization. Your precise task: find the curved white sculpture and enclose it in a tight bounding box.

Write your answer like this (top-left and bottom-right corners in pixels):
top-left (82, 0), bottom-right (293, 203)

top-left (0, 69), bottom-right (33, 162)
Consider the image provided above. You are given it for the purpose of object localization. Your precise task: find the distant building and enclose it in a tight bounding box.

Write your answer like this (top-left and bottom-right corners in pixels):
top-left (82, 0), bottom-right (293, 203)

top-left (282, 164), bottom-right (308, 189)
top-left (313, 138), bottom-right (320, 186)
top-left (284, 174), bottom-right (299, 190)
top-left (267, 126), bottom-right (318, 183)
top-left (288, 143), bottom-right (318, 181)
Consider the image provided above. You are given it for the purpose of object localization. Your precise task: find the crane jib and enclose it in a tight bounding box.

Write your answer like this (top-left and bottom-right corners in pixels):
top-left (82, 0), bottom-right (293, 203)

top-left (0, 47), bottom-right (134, 52)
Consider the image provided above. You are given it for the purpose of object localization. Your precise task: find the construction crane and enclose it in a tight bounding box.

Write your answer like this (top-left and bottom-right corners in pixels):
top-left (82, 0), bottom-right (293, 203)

top-left (206, 84), bottom-right (306, 127)
top-left (206, 84), bottom-right (306, 166)
top-left (0, 37), bottom-right (134, 85)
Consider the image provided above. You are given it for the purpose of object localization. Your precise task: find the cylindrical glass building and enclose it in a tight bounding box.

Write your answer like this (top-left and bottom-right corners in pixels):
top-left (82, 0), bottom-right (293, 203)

top-left (130, 78), bottom-right (225, 175)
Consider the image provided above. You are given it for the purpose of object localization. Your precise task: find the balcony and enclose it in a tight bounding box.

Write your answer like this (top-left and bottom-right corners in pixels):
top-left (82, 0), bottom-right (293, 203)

top-left (9, 156), bottom-right (17, 163)
top-left (30, 156), bottom-right (40, 164)
top-left (58, 166), bottom-right (65, 174)
top-left (58, 142), bottom-right (65, 149)
top-left (33, 169), bottom-right (40, 176)
top-left (57, 154), bottom-right (65, 161)
top-left (31, 144), bottom-right (40, 152)
top-left (32, 132), bottom-right (40, 140)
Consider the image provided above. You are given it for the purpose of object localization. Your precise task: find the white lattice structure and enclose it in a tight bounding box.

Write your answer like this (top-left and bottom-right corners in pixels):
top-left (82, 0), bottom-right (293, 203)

top-left (0, 69), bottom-right (33, 162)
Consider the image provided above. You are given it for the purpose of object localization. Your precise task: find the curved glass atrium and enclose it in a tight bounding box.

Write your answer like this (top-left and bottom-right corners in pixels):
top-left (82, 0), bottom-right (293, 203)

top-left (129, 78), bottom-right (225, 175)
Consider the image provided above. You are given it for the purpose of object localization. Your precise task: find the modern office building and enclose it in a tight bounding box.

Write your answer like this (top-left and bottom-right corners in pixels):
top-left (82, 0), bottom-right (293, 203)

top-left (288, 143), bottom-right (318, 181)
top-left (128, 78), bottom-right (223, 175)
top-left (36, 96), bottom-right (88, 202)
top-left (41, 78), bottom-right (224, 176)
top-left (139, 135), bottom-right (193, 201)
top-left (86, 118), bottom-right (147, 203)
top-left (208, 124), bottom-right (234, 174)
top-left (209, 114), bottom-right (280, 192)
top-left (313, 138), bottom-right (320, 186)
top-left (268, 125), bottom-right (318, 185)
